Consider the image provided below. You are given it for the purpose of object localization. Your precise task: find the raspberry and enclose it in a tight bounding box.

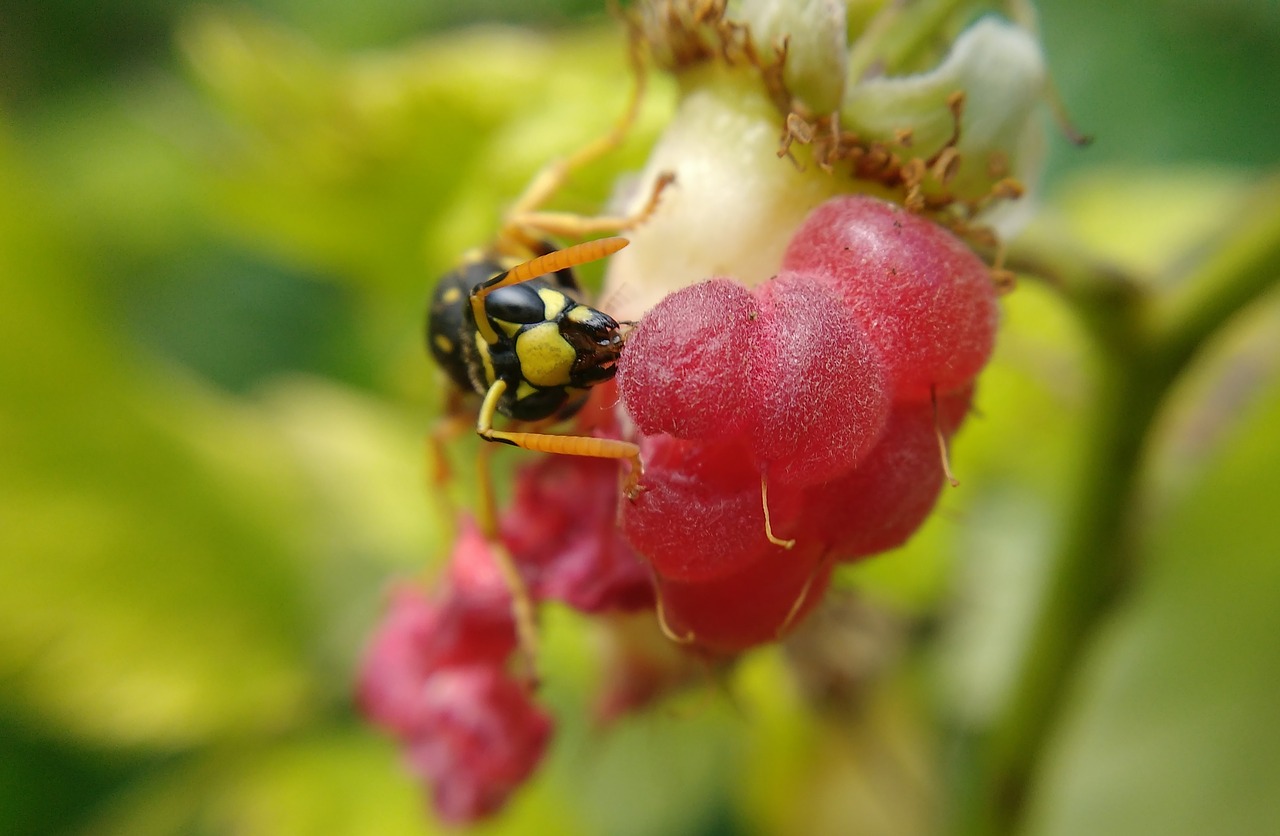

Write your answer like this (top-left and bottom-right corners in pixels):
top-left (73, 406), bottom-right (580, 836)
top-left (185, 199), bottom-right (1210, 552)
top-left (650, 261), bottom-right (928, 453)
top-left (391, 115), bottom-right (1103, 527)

top-left (619, 273), bottom-right (891, 489)
top-left (617, 198), bottom-right (994, 652)
top-left (432, 520), bottom-right (520, 668)
top-left (501, 452), bottom-right (652, 613)
top-left (357, 525), bottom-right (518, 734)
top-left (616, 278), bottom-right (756, 441)
top-left (357, 585), bottom-right (443, 736)
top-left (403, 666), bottom-right (553, 824)
top-left (655, 539), bottom-right (832, 654)
top-left (358, 522), bottom-right (554, 824)
top-left (748, 271), bottom-right (890, 485)
top-left (782, 195), bottom-right (998, 400)
top-left (804, 387), bottom-right (973, 559)
top-left (620, 434), bottom-right (804, 583)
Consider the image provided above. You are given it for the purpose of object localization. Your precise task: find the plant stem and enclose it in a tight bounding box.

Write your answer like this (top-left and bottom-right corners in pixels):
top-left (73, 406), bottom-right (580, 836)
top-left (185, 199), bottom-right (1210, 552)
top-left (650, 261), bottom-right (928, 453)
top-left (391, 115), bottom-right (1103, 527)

top-left (1153, 180), bottom-right (1280, 380)
top-left (948, 176), bottom-right (1280, 836)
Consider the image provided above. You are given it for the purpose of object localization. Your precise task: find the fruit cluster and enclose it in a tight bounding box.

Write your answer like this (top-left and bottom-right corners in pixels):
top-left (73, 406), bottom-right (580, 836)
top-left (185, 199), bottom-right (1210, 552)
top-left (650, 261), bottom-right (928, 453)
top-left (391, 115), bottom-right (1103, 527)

top-left (359, 431), bottom-right (656, 822)
top-left (616, 195), bottom-right (995, 652)
top-left (357, 523), bottom-right (549, 823)
top-left (360, 194), bottom-right (997, 821)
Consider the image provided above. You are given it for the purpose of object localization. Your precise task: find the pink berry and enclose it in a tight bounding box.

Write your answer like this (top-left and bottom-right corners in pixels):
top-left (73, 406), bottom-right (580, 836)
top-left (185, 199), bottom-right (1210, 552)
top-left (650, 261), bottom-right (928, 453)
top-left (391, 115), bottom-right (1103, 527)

top-left (655, 539), bottom-right (831, 654)
top-left (805, 387), bottom-right (973, 559)
top-left (621, 434), bottom-right (804, 583)
top-left (357, 524), bottom-right (520, 732)
top-left (357, 585), bottom-right (444, 736)
top-left (617, 278), bottom-right (755, 440)
top-left (782, 195), bottom-right (997, 399)
top-left (747, 271), bottom-right (890, 485)
top-left (433, 520), bottom-right (520, 668)
top-left (404, 666), bottom-right (553, 824)
top-left (502, 453), bottom-right (652, 613)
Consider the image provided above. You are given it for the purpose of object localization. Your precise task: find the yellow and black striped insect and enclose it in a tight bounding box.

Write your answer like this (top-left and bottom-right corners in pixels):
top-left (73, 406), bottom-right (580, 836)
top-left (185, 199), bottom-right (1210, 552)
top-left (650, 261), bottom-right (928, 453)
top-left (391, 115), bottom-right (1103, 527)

top-left (424, 238), bottom-right (652, 682)
top-left (420, 31), bottom-right (671, 678)
top-left (426, 237), bottom-right (643, 489)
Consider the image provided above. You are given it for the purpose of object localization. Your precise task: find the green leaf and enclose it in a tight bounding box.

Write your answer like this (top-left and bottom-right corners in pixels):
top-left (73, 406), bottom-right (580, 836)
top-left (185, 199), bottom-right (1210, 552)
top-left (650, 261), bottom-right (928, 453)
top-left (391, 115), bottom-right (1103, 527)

top-left (1051, 167), bottom-right (1252, 278)
top-left (550, 693), bottom-right (741, 836)
top-left (80, 732), bottom-right (437, 836)
top-left (0, 146), bottom-right (319, 747)
top-left (180, 11), bottom-right (669, 300)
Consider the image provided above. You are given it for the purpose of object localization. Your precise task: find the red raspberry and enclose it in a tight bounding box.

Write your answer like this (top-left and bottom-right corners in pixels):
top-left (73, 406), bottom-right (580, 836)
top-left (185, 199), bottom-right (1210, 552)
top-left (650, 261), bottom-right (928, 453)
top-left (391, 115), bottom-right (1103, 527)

top-left (403, 666), bottom-right (553, 824)
top-left (620, 434), bottom-right (804, 583)
top-left (433, 520), bottom-right (520, 668)
top-left (615, 200), bottom-right (995, 651)
top-left (358, 522), bottom-right (556, 824)
top-left (616, 278), bottom-right (755, 441)
top-left (619, 274), bottom-right (891, 490)
top-left (654, 539), bottom-right (832, 654)
top-left (782, 195), bottom-right (997, 400)
top-left (502, 452), bottom-right (653, 613)
top-left (804, 387), bottom-right (973, 560)
top-left (748, 271), bottom-right (890, 485)
top-left (357, 584), bottom-right (443, 736)
top-left (357, 522), bottom-right (518, 730)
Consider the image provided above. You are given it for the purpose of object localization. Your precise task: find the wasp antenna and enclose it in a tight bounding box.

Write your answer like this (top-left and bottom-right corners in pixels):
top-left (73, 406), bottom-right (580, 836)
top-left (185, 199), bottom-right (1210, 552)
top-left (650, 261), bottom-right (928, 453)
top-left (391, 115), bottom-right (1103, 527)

top-left (510, 237), bottom-right (629, 284)
top-left (473, 237), bottom-right (630, 303)
top-left (468, 237), bottom-right (629, 325)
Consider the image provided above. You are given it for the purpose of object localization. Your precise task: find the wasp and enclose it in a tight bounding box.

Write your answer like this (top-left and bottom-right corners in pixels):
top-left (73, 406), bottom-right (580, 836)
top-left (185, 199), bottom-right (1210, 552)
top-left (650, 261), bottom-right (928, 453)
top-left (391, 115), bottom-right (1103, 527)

top-left (426, 236), bottom-right (644, 492)
top-left (425, 230), bottom-right (668, 685)
top-left (422, 38), bottom-right (672, 678)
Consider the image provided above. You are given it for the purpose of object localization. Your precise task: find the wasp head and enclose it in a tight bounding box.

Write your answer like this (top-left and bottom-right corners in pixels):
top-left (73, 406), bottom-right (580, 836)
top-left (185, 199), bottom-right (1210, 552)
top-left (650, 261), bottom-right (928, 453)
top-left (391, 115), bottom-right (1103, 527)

top-left (563, 304), bottom-right (625, 387)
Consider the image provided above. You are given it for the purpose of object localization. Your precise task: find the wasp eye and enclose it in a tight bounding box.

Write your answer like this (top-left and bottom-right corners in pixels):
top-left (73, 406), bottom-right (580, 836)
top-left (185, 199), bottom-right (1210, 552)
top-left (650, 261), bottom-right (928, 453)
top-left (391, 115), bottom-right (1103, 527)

top-left (485, 284), bottom-right (549, 325)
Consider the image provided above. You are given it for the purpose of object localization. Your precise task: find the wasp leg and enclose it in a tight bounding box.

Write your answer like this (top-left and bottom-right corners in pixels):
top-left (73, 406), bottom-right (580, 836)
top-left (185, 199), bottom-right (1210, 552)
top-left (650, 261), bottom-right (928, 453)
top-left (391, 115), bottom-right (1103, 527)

top-left (500, 29), bottom-right (651, 250)
top-left (472, 430), bottom-right (542, 686)
top-left (511, 170), bottom-right (676, 241)
top-left (426, 388), bottom-right (472, 486)
top-left (471, 377), bottom-right (644, 681)
top-left (422, 419), bottom-right (466, 549)
top-left (760, 475), bottom-right (796, 549)
top-left (477, 379), bottom-right (644, 498)
top-left (422, 390), bottom-right (476, 565)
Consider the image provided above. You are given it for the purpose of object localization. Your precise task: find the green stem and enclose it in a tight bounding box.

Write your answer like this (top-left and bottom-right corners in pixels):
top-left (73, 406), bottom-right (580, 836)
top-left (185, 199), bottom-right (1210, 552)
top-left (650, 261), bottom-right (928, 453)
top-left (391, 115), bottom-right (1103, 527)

top-left (1152, 180), bottom-right (1280, 379)
top-left (949, 176), bottom-right (1280, 836)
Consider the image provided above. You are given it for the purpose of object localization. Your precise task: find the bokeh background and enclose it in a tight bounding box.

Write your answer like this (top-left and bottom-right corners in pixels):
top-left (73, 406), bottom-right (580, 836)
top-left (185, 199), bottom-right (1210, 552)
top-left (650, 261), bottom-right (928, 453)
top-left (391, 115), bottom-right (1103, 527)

top-left (2, 1), bottom-right (1279, 835)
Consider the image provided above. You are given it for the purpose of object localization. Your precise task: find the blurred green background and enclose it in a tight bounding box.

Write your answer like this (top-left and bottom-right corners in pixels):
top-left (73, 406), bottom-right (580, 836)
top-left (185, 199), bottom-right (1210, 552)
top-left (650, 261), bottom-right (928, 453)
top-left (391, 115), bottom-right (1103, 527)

top-left (2, 1), bottom-right (1279, 835)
